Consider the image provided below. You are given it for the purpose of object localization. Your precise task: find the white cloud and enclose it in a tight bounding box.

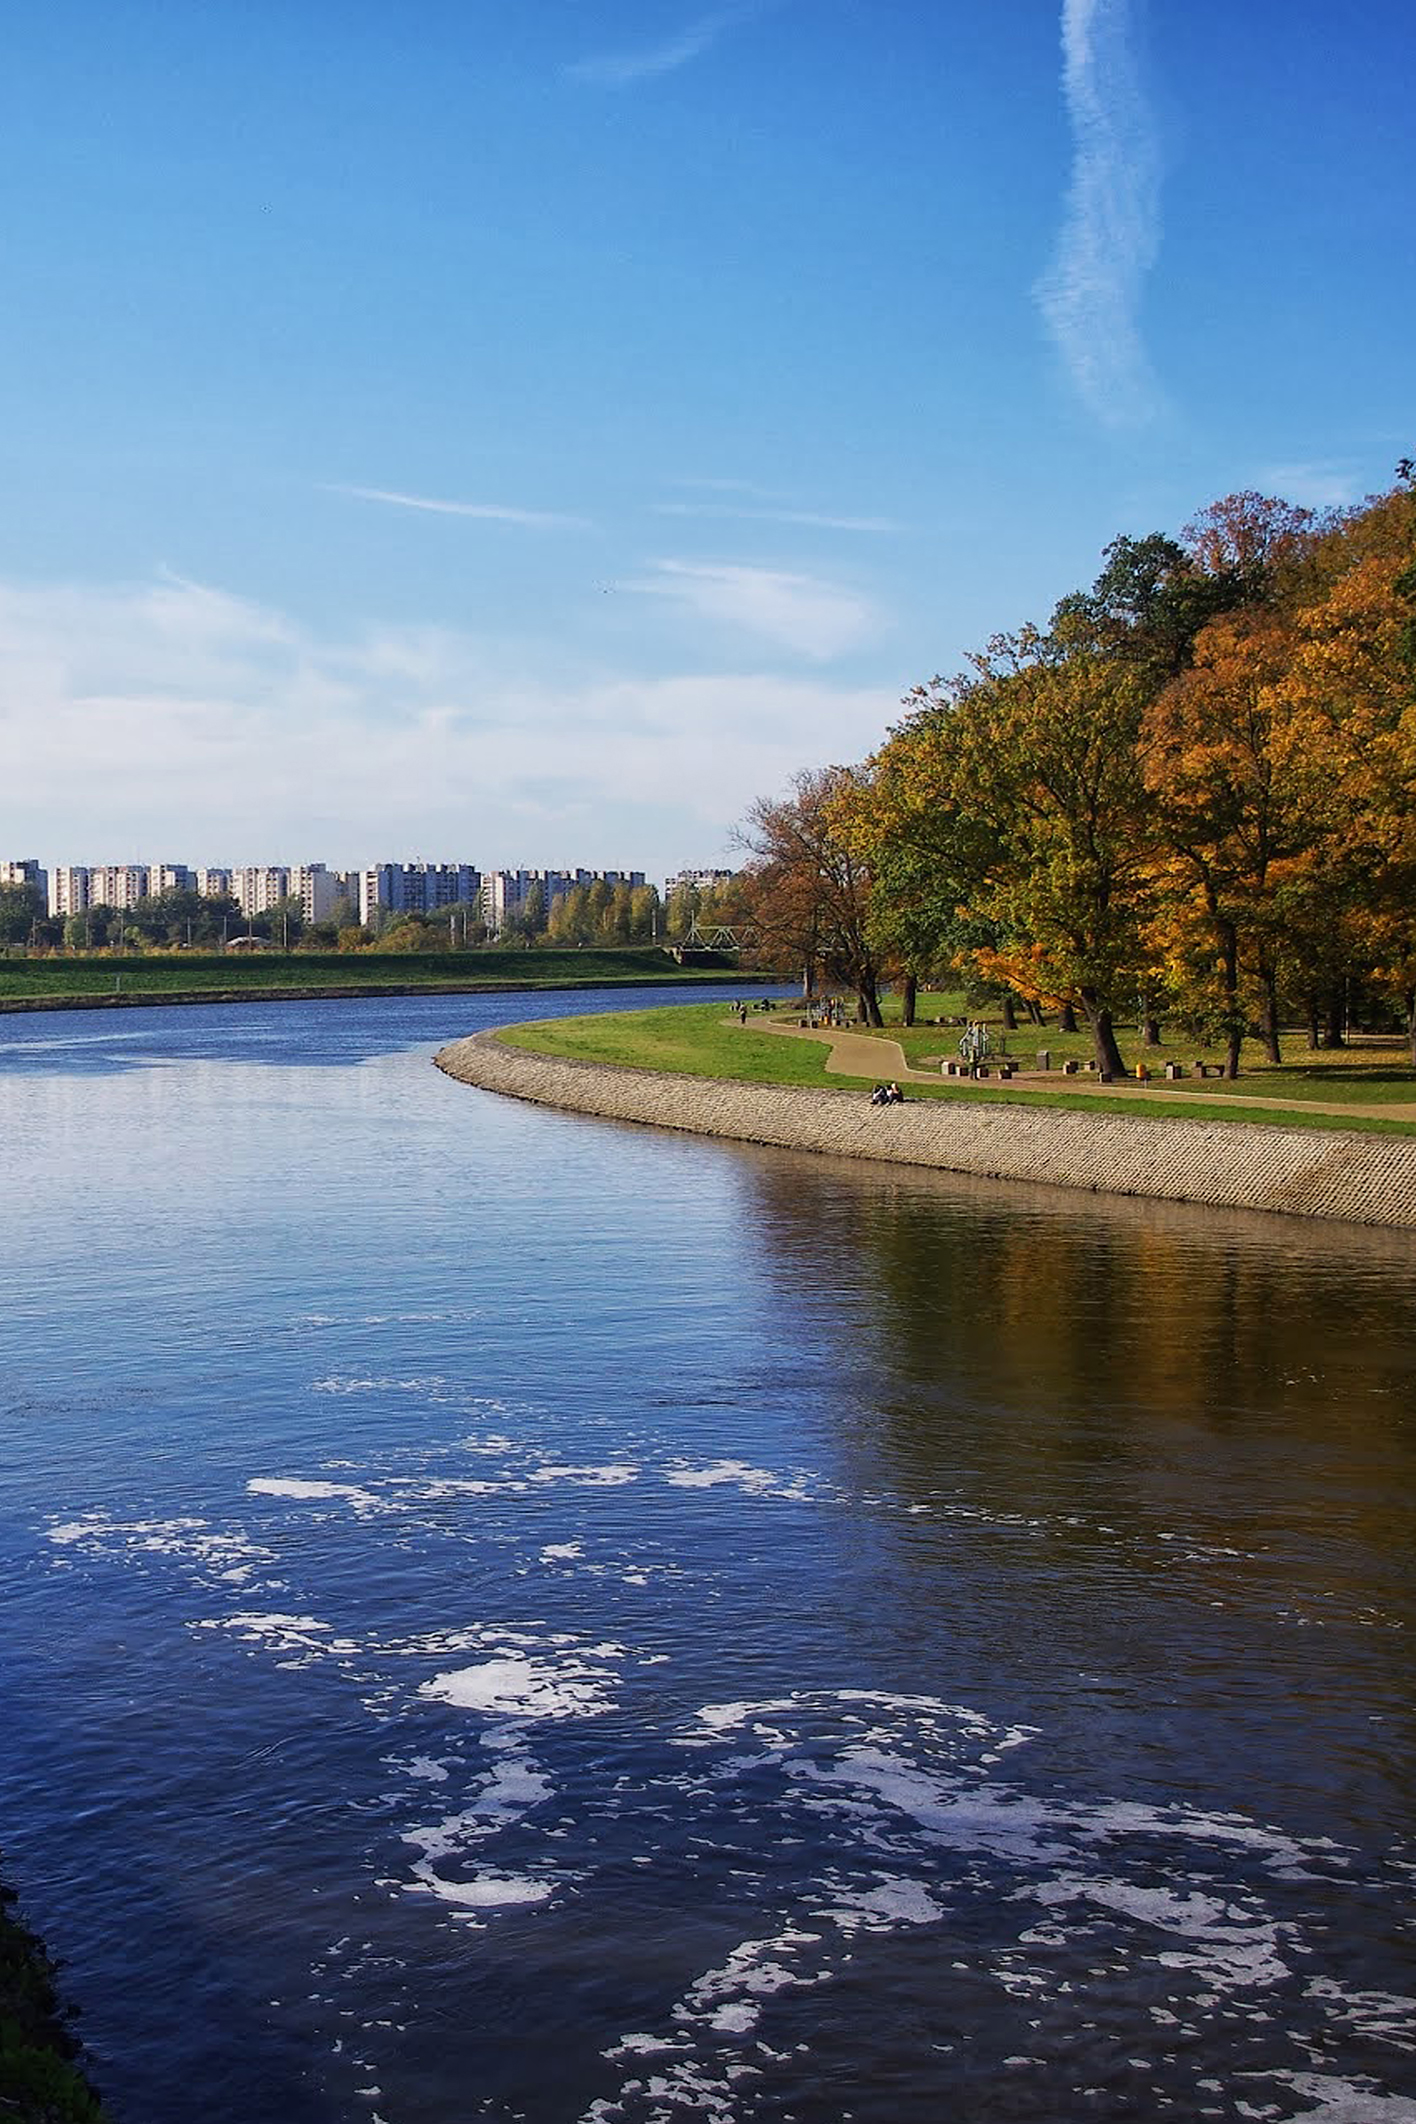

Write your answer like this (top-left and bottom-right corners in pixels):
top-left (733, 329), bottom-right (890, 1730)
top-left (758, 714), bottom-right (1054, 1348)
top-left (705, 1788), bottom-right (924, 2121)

top-left (0, 572), bottom-right (889, 867)
top-left (651, 503), bottom-right (899, 533)
top-left (330, 484), bottom-right (591, 531)
top-left (565, 8), bottom-right (749, 87)
top-left (1257, 462), bottom-right (1363, 511)
top-left (622, 559), bottom-right (881, 659)
top-left (1035, 0), bottom-right (1164, 426)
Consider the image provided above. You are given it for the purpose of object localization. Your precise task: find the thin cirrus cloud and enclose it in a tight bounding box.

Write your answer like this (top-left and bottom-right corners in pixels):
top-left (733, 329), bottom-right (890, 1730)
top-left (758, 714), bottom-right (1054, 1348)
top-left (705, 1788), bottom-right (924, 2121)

top-left (565, 5), bottom-right (755, 87)
top-left (622, 559), bottom-right (880, 660)
top-left (1035, 0), bottom-right (1164, 427)
top-left (329, 484), bottom-right (591, 531)
top-left (652, 503), bottom-right (900, 534)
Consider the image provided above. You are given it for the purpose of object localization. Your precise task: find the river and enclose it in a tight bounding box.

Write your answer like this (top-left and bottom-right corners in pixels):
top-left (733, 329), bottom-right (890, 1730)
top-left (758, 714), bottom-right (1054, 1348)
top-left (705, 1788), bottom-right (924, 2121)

top-left (1, 989), bottom-right (1413, 2123)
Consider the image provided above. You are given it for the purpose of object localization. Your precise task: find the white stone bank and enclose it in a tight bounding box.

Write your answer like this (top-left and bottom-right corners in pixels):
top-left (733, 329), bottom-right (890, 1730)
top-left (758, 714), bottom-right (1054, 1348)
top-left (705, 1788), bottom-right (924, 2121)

top-left (434, 1032), bottom-right (1416, 1230)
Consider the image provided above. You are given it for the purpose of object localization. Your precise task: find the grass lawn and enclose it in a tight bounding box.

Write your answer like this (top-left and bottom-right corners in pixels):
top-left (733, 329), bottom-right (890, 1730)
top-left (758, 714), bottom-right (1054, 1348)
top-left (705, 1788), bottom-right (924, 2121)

top-left (499, 999), bottom-right (1416, 1137)
top-left (500, 1003), bottom-right (843, 1085)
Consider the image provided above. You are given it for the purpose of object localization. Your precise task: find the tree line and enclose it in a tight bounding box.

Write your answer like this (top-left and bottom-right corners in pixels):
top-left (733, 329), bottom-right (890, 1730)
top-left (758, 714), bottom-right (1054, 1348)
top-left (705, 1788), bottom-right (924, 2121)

top-left (735, 478), bottom-right (1416, 1074)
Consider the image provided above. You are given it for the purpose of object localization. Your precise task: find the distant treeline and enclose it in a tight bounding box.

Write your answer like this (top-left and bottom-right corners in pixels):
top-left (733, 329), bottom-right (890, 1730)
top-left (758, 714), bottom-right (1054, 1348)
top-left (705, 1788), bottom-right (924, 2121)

top-left (732, 480), bottom-right (1416, 1076)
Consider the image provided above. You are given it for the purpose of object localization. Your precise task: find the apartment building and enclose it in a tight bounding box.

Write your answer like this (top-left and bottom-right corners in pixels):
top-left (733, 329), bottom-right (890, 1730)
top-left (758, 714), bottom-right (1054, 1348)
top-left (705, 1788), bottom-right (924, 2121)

top-left (233, 866), bottom-right (292, 918)
top-left (664, 868), bottom-right (736, 898)
top-left (0, 859), bottom-right (47, 901)
top-left (290, 863), bottom-right (346, 925)
top-left (358, 862), bottom-right (481, 927)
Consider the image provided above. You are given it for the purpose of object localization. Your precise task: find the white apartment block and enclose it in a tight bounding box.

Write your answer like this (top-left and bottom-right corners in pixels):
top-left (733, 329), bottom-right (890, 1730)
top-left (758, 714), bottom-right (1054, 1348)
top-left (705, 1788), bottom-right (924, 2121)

top-left (479, 868), bottom-right (537, 932)
top-left (233, 866), bottom-right (291, 917)
top-left (358, 862), bottom-right (481, 926)
top-left (50, 866), bottom-right (90, 917)
top-left (88, 865), bottom-right (152, 911)
top-left (291, 864), bottom-right (344, 925)
top-left (197, 868), bottom-right (233, 900)
top-left (0, 859), bottom-right (47, 900)
top-left (665, 868), bottom-right (736, 897)
top-left (149, 864), bottom-right (196, 896)
top-left (479, 867), bottom-right (648, 934)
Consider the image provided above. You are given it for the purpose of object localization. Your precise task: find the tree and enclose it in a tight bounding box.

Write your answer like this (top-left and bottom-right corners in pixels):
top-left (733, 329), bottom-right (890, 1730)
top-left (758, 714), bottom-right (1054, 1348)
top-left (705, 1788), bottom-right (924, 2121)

top-left (0, 884), bottom-right (43, 946)
top-left (1050, 531), bottom-right (1243, 680)
top-left (883, 636), bottom-right (1159, 1075)
top-left (738, 766), bottom-right (884, 1023)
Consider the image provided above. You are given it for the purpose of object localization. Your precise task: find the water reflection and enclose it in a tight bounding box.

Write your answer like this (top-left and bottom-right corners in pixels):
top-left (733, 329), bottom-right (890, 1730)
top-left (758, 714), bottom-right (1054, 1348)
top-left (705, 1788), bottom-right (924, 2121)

top-left (735, 1150), bottom-right (1416, 1838)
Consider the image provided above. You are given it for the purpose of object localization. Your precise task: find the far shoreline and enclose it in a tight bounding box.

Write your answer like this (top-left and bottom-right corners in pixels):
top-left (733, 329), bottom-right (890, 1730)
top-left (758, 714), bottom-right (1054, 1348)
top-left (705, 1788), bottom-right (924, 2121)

top-left (0, 972), bottom-right (757, 1017)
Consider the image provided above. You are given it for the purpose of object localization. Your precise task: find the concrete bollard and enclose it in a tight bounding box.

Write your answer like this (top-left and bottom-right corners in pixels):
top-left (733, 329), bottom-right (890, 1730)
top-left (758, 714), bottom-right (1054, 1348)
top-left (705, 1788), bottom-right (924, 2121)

top-left (1165, 1062), bottom-right (1185, 1080)
top-left (1061, 1058), bottom-right (1079, 1074)
top-left (1036, 1049), bottom-right (1051, 1070)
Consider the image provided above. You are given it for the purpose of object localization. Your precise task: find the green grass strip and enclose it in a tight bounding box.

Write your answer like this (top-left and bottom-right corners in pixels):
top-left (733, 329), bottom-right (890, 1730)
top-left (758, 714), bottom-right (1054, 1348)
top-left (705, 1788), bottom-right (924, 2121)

top-left (496, 1004), bottom-right (1416, 1137)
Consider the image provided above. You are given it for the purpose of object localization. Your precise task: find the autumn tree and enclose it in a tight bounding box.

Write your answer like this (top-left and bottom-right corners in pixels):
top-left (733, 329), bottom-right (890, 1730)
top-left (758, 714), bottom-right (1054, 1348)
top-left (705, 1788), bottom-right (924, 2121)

top-left (889, 635), bottom-right (1159, 1075)
top-left (738, 766), bottom-right (884, 1023)
top-left (831, 703), bottom-right (1002, 1025)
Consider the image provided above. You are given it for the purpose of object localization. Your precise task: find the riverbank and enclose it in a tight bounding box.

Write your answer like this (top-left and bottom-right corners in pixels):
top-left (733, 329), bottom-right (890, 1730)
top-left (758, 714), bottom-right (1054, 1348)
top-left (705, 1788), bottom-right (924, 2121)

top-left (434, 1029), bottom-right (1416, 1227)
top-left (0, 1873), bottom-right (107, 2121)
top-left (0, 948), bottom-right (749, 1015)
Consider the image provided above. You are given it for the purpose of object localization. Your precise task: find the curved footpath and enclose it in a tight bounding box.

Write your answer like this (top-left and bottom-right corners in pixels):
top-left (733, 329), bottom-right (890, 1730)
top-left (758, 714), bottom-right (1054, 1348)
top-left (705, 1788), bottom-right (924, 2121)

top-left (435, 1030), bottom-right (1416, 1229)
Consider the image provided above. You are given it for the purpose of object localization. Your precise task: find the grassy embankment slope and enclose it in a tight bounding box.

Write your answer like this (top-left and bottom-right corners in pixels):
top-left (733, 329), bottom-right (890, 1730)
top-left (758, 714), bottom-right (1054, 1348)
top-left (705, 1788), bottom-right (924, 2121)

top-left (0, 947), bottom-right (739, 1011)
top-left (499, 998), bottom-right (1416, 1137)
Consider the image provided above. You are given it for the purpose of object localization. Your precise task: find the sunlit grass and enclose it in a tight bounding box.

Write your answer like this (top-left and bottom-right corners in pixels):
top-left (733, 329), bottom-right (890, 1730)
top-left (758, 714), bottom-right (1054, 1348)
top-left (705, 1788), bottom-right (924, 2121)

top-left (499, 1000), bottom-right (1416, 1136)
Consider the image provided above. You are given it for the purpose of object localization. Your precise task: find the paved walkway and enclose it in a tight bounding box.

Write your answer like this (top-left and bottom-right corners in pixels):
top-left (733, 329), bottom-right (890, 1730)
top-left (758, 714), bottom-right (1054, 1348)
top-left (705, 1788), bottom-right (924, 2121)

top-left (732, 1015), bottom-right (1416, 1125)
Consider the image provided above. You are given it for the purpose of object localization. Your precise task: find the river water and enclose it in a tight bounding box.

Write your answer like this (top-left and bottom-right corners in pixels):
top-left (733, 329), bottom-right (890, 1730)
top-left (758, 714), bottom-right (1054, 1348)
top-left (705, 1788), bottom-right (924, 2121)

top-left (1, 989), bottom-right (1414, 2124)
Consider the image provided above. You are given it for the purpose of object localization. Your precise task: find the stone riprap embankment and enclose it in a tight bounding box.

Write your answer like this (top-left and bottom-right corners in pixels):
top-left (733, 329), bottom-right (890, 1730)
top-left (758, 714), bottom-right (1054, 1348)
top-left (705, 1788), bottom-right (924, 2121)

top-left (434, 1032), bottom-right (1416, 1229)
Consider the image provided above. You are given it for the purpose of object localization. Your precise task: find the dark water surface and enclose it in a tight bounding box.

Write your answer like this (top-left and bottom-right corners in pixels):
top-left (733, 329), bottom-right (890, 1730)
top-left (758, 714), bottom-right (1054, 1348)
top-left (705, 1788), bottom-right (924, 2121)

top-left (1, 991), bottom-right (1413, 2123)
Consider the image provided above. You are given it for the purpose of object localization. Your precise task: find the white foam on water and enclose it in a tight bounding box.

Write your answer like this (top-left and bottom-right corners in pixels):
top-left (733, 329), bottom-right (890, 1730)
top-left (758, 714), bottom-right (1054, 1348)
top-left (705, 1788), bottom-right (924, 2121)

top-left (824, 1876), bottom-right (949, 1928)
top-left (311, 1374), bottom-right (451, 1396)
top-left (605, 2034), bottom-right (691, 2060)
top-left (412, 1477), bottom-right (511, 1498)
top-left (409, 1867), bottom-right (554, 1912)
top-left (397, 1756), bottom-right (451, 1783)
top-left (664, 1459), bottom-right (812, 1501)
top-left (1262, 2073), bottom-right (1416, 2121)
top-left (1303, 1978), bottom-right (1416, 2050)
top-left (399, 1746), bottom-right (557, 1913)
top-left (45, 1512), bottom-right (275, 1584)
top-left (1036, 1875), bottom-right (1289, 1989)
top-left (420, 1653), bottom-right (621, 1723)
top-left (197, 1611), bottom-right (363, 1662)
top-left (530, 1463), bottom-right (639, 1487)
top-left (248, 1477), bottom-right (385, 1515)
top-left (542, 1542), bottom-right (584, 1560)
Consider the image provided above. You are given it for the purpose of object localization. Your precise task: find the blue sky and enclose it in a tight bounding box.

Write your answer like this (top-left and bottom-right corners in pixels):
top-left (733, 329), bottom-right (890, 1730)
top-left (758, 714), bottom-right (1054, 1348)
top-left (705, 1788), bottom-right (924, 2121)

top-left (2, 0), bottom-right (1410, 878)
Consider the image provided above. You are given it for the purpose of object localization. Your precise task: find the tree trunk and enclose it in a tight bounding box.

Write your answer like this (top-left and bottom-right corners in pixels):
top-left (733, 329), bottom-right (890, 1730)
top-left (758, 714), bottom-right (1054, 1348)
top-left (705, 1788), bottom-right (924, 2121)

top-left (1306, 997), bottom-right (1321, 1050)
top-left (857, 973), bottom-right (884, 1027)
top-left (1321, 985), bottom-right (1345, 1048)
top-left (1407, 992), bottom-right (1416, 1070)
top-left (1259, 963), bottom-right (1282, 1064)
top-left (1220, 924), bottom-right (1242, 1080)
top-left (1001, 993), bottom-right (1017, 1031)
top-left (1026, 998), bottom-right (1045, 1026)
top-left (1080, 991), bottom-right (1126, 1078)
top-left (1060, 1001), bottom-right (1078, 1034)
top-left (1142, 1016), bottom-right (1161, 1047)
top-left (901, 973), bottom-right (917, 1028)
